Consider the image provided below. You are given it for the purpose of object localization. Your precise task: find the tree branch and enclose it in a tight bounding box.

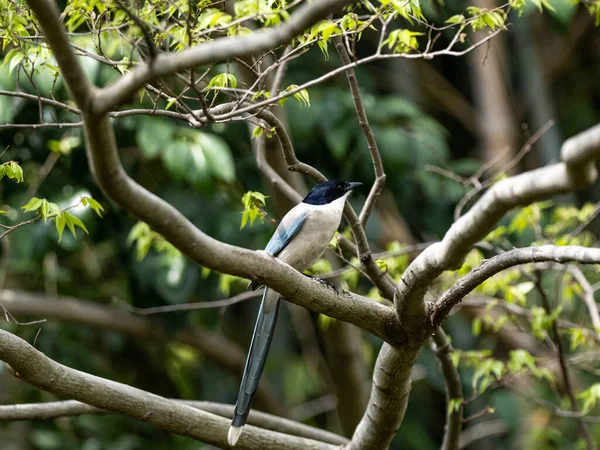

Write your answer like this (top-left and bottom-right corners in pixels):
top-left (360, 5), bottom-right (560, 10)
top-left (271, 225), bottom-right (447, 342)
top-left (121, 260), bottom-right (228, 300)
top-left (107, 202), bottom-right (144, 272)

top-left (332, 37), bottom-right (386, 228)
top-left (396, 122), bottom-right (600, 337)
top-left (535, 272), bottom-right (594, 450)
top-left (0, 289), bottom-right (284, 415)
top-left (431, 246), bottom-right (600, 327)
top-left (350, 123), bottom-right (600, 450)
top-left (431, 328), bottom-right (463, 450)
top-left (347, 343), bottom-right (421, 450)
top-left (16, 0), bottom-right (400, 342)
top-left (0, 400), bottom-right (348, 446)
top-left (92, 0), bottom-right (351, 113)
top-left (0, 329), bottom-right (339, 450)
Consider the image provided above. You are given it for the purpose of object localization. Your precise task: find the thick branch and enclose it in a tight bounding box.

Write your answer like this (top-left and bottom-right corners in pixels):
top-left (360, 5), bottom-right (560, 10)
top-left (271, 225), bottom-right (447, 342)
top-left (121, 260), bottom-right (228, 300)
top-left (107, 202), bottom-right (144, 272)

top-left (347, 343), bottom-right (421, 450)
top-left (92, 0), bottom-right (350, 113)
top-left (351, 123), bottom-right (600, 450)
top-left (431, 246), bottom-right (600, 327)
top-left (0, 289), bottom-right (284, 415)
top-left (0, 330), bottom-right (338, 450)
top-left (26, 0), bottom-right (95, 109)
top-left (431, 328), bottom-right (463, 450)
top-left (396, 122), bottom-right (600, 336)
top-left (0, 400), bottom-right (348, 446)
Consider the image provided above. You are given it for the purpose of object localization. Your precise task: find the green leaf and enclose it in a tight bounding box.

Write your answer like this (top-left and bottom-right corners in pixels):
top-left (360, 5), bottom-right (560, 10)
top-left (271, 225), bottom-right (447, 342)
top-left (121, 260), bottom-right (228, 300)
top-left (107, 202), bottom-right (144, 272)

top-left (62, 211), bottom-right (89, 237)
top-left (445, 14), bottom-right (465, 23)
top-left (204, 73), bottom-right (238, 95)
top-left (284, 85), bottom-right (310, 108)
top-left (197, 8), bottom-right (232, 29)
top-left (1, 161), bottom-right (24, 183)
top-left (162, 140), bottom-right (195, 181)
top-left (21, 197), bottom-right (44, 213)
top-left (252, 126), bottom-right (264, 139)
top-left (382, 29), bottom-right (425, 53)
top-left (55, 214), bottom-right (66, 242)
top-left (240, 191), bottom-right (268, 229)
top-left (317, 313), bottom-right (334, 331)
top-left (578, 383), bottom-right (600, 414)
top-left (472, 317), bottom-right (482, 336)
top-left (81, 197), bottom-right (105, 217)
top-left (448, 398), bottom-right (462, 416)
top-left (166, 97), bottom-right (177, 110)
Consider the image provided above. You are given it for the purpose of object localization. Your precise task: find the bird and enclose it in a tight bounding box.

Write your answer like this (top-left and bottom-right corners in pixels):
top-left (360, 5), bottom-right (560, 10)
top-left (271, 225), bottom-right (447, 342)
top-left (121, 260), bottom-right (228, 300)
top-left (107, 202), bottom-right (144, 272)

top-left (228, 180), bottom-right (362, 446)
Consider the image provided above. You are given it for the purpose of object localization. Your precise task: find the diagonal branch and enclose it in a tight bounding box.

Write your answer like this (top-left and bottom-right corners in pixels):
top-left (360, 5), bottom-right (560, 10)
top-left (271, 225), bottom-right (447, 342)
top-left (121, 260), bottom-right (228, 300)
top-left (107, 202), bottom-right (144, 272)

top-left (350, 124), bottom-right (600, 450)
top-left (0, 329), bottom-right (339, 450)
top-left (22, 0), bottom-right (401, 344)
top-left (396, 123), bottom-right (600, 337)
top-left (92, 0), bottom-right (351, 113)
top-left (332, 37), bottom-right (386, 228)
top-left (0, 289), bottom-right (284, 415)
top-left (431, 246), bottom-right (600, 327)
top-left (0, 400), bottom-right (348, 446)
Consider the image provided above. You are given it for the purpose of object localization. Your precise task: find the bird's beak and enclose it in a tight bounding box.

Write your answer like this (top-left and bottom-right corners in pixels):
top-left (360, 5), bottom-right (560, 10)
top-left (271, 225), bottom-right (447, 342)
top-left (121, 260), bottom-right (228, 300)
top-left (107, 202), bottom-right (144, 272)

top-left (345, 182), bottom-right (363, 192)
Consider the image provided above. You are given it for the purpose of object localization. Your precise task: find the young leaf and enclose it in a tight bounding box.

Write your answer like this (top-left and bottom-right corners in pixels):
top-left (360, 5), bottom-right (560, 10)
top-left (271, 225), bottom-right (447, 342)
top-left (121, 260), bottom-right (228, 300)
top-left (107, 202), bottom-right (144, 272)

top-left (62, 211), bottom-right (89, 238)
top-left (81, 196), bottom-right (105, 217)
top-left (55, 214), bottom-right (66, 242)
top-left (21, 197), bottom-right (44, 213)
top-left (252, 126), bottom-right (264, 139)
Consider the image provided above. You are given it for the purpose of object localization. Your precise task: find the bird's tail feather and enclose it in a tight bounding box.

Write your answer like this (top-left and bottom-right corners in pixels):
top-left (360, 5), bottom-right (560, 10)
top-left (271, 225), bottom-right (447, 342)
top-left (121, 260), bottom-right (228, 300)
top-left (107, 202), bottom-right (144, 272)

top-left (229, 288), bottom-right (280, 446)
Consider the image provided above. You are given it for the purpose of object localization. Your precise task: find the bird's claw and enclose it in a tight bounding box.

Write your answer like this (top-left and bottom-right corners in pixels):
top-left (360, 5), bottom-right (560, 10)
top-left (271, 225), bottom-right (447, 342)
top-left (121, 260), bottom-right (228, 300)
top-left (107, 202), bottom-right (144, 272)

top-left (305, 274), bottom-right (341, 293)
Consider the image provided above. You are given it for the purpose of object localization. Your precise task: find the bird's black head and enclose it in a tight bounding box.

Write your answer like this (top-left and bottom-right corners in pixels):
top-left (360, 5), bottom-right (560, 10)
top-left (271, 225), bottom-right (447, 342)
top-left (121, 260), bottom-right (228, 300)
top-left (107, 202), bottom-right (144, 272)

top-left (302, 180), bottom-right (362, 205)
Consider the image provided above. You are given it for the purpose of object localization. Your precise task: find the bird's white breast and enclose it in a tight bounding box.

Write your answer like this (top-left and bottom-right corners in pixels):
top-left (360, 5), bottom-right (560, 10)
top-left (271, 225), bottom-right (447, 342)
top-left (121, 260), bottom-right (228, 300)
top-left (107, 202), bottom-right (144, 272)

top-left (277, 195), bottom-right (347, 271)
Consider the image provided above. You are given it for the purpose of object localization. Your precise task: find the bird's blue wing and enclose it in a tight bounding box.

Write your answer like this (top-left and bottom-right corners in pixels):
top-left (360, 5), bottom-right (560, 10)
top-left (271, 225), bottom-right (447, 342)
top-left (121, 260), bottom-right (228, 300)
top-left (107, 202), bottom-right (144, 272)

top-left (264, 210), bottom-right (307, 256)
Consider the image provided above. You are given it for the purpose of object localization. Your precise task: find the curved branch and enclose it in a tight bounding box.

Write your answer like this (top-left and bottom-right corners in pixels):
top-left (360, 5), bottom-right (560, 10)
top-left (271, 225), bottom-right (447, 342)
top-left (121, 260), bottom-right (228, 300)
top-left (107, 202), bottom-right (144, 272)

top-left (0, 400), bottom-right (348, 446)
top-left (92, 0), bottom-right (351, 113)
top-left (0, 329), bottom-right (339, 450)
top-left (351, 124), bottom-right (600, 449)
top-left (347, 343), bottom-right (421, 450)
top-left (431, 246), bottom-right (600, 327)
top-left (22, 0), bottom-right (400, 344)
top-left (431, 328), bottom-right (463, 450)
top-left (0, 289), bottom-right (284, 415)
top-left (396, 123), bottom-right (600, 336)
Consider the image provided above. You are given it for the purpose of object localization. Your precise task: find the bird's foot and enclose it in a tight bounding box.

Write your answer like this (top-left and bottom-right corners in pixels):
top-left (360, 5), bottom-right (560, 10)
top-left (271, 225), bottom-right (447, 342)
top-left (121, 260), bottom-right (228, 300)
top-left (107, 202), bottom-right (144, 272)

top-left (305, 274), bottom-right (341, 293)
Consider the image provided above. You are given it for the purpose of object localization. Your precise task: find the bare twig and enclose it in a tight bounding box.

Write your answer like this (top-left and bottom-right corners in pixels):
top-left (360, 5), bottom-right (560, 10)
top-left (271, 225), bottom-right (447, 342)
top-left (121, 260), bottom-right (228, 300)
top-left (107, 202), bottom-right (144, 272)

top-left (431, 328), bottom-right (463, 450)
top-left (536, 272), bottom-right (594, 450)
top-left (131, 290), bottom-right (262, 314)
top-left (332, 37), bottom-right (386, 228)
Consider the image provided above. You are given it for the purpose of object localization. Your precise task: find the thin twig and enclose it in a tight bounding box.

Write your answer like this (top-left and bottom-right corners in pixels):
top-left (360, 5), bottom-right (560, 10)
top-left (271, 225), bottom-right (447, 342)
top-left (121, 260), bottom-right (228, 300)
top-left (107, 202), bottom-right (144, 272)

top-left (431, 328), bottom-right (463, 450)
top-left (535, 271), bottom-right (594, 450)
top-left (332, 37), bottom-right (386, 229)
top-left (131, 290), bottom-right (262, 314)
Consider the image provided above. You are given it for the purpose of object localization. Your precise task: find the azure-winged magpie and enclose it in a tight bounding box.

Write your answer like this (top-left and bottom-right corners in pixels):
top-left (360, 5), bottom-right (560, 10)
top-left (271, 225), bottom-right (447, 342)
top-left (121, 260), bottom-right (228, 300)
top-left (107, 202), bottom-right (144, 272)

top-left (228, 180), bottom-right (362, 446)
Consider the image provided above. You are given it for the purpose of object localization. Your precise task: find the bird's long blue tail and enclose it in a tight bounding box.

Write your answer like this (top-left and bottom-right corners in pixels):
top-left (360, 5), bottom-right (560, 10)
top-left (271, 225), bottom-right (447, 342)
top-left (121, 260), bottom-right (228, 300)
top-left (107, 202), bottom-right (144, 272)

top-left (228, 288), bottom-right (280, 446)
